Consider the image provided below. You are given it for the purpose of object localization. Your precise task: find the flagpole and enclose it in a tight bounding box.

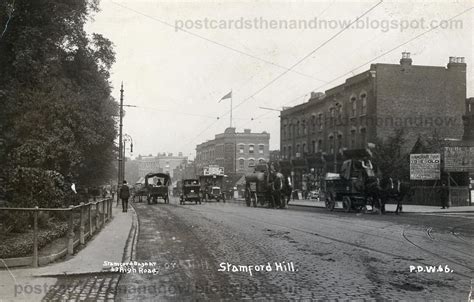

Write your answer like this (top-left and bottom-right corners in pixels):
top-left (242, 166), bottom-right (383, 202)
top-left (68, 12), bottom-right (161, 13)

top-left (230, 89), bottom-right (233, 128)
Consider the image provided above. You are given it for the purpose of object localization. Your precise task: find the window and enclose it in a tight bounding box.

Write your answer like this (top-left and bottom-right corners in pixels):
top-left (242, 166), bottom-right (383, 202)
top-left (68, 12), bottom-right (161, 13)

top-left (302, 120), bottom-right (307, 135)
top-left (283, 146), bottom-right (286, 159)
top-left (282, 125), bottom-right (287, 139)
top-left (302, 143), bottom-right (306, 154)
top-left (360, 92), bottom-right (367, 115)
top-left (248, 159), bottom-right (255, 167)
top-left (318, 139), bottom-right (323, 152)
top-left (288, 146), bottom-right (292, 159)
top-left (311, 115), bottom-right (316, 133)
top-left (312, 140), bottom-right (316, 153)
top-left (239, 144), bottom-right (244, 153)
top-left (239, 159), bottom-right (244, 169)
top-left (360, 128), bottom-right (367, 148)
top-left (350, 129), bottom-right (356, 149)
top-left (296, 121), bottom-right (300, 136)
top-left (258, 144), bottom-right (264, 154)
top-left (249, 144), bottom-right (254, 154)
top-left (318, 113), bottom-right (324, 130)
top-left (296, 144), bottom-right (300, 154)
top-left (350, 95), bottom-right (357, 117)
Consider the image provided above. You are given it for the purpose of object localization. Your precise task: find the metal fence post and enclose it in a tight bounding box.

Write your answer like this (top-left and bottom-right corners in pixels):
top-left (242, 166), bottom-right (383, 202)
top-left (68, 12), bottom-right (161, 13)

top-left (79, 202), bottom-right (85, 245)
top-left (67, 206), bottom-right (74, 255)
top-left (95, 203), bottom-right (100, 230)
top-left (89, 203), bottom-right (93, 235)
top-left (33, 207), bottom-right (39, 267)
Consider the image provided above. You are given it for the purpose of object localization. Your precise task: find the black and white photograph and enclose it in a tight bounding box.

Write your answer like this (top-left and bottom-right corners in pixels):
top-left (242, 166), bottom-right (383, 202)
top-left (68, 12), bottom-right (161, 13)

top-left (0, 0), bottom-right (473, 301)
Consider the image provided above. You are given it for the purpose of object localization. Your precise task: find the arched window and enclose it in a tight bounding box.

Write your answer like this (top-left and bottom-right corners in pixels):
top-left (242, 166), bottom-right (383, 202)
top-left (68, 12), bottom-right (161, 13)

top-left (296, 121), bottom-right (300, 137)
top-left (258, 158), bottom-right (265, 164)
top-left (350, 94), bottom-right (357, 117)
top-left (360, 91), bottom-right (367, 115)
top-left (239, 159), bottom-right (245, 170)
top-left (360, 128), bottom-right (367, 147)
top-left (350, 128), bottom-right (357, 149)
top-left (318, 113), bottom-right (324, 130)
top-left (248, 159), bottom-right (255, 167)
top-left (302, 120), bottom-right (307, 135)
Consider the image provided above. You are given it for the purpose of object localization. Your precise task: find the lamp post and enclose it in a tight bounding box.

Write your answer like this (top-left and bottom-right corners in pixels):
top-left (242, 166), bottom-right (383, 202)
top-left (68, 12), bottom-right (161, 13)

top-left (122, 134), bottom-right (133, 183)
top-left (333, 102), bottom-right (342, 173)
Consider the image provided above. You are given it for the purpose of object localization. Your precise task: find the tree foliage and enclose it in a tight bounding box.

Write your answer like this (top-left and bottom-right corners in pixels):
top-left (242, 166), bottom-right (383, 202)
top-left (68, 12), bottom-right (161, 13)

top-left (371, 129), bottom-right (410, 180)
top-left (0, 0), bottom-right (117, 207)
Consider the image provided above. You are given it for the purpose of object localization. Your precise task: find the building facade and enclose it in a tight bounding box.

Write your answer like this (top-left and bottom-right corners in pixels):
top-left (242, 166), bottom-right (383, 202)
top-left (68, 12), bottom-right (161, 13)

top-left (137, 152), bottom-right (188, 179)
top-left (195, 128), bottom-right (270, 175)
top-left (281, 53), bottom-right (467, 189)
top-left (463, 97), bottom-right (474, 142)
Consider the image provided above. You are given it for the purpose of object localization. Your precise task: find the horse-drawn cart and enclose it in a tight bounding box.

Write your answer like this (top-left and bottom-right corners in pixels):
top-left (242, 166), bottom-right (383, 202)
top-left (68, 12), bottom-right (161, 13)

top-left (321, 150), bottom-right (382, 213)
top-left (145, 172), bottom-right (170, 204)
top-left (244, 163), bottom-right (290, 208)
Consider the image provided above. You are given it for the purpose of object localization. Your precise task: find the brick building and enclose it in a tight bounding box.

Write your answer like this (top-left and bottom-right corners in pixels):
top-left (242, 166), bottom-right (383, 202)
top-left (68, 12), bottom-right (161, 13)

top-left (463, 97), bottom-right (474, 142)
top-left (281, 53), bottom-right (467, 189)
top-left (195, 127), bottom-right (270, 176)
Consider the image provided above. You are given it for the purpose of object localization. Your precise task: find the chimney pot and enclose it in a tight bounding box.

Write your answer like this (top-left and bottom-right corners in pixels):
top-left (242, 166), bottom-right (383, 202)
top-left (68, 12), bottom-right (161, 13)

top-left (400, 52), bottom-right (412, 66)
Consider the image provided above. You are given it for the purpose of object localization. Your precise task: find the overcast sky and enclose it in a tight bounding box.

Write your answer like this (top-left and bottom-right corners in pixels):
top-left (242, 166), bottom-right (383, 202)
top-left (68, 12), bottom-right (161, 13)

top-left (85, 0), bottom-right (473, 159)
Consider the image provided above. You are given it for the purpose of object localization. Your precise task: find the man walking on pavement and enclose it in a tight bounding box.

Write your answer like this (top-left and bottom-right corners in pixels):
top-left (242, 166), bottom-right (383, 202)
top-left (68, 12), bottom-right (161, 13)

top-left (120, 180), bottom-right (130, 213)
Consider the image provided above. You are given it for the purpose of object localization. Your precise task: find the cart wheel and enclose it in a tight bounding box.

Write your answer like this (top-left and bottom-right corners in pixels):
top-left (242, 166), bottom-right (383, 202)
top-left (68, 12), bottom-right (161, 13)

top-left (342, 196), bottom-right (352, 213)
top-left (252, 193), bottom-right (258, 207)
top-left (325, 194), bottom-right (335, 211)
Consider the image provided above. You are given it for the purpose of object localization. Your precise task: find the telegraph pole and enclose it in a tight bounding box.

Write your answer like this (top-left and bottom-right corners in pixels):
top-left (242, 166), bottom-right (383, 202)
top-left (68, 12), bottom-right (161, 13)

top-left (117, 83), bottom-right (124, 201)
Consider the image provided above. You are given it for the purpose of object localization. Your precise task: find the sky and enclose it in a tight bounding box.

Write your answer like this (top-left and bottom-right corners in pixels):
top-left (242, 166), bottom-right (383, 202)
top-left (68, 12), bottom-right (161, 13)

top-left (85, 0), bottom-right (474, 160)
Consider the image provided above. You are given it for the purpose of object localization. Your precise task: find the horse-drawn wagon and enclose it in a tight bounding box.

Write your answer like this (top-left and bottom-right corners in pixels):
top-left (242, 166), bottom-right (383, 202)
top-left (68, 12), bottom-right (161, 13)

top-left (321, 150), bottom-right (382, 213)
top-left (244, 162), bottom-right (290, 208)
top-left (145, 172), bottom-right (170, 204)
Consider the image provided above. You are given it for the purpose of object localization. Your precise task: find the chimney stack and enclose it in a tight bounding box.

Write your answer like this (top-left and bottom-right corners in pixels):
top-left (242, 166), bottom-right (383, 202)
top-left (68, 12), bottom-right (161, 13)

top-left (447, 56), bottom-right (466, 69)
top-left (400, 52), bottom-right (412, 66)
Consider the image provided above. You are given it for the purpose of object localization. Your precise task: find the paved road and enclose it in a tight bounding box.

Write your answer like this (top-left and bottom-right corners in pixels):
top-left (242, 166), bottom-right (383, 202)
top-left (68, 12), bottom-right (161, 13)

top-left (117, 197), bottom-right (473, 301)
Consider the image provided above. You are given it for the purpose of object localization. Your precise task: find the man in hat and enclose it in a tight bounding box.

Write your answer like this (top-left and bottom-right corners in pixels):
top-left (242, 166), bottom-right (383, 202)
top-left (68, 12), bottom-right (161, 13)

top-left (120, 180), bottom-right (131, 213)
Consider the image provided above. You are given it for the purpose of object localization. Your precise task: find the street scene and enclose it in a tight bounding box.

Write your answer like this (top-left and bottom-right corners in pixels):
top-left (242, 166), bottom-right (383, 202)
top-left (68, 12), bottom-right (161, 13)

top-left (1, 0), bottom-right (474, 301)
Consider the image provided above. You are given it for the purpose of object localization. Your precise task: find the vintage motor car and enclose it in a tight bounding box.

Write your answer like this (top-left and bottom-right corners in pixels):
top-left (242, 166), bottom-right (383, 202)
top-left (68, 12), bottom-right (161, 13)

top-left (145, 172), bottom-right (170, 204)
top-left (180, 179), bottom-right (202, 205)
top-left (199, 174), bottom-right (226, 202)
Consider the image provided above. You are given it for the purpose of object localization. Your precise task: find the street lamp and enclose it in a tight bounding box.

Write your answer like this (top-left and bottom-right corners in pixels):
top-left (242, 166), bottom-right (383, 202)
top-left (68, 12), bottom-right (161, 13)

top-left (121, 134), bottom-right (133, 183)
top-left (333, 102), bottom-right (342, 173)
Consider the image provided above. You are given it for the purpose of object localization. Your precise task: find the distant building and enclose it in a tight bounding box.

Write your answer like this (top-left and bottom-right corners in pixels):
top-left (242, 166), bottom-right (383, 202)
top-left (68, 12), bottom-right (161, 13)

top-left (172, 160), bottom-right (196, 181)
top-left (137, 152), bottom-right (187, 179)
top-left (195, 127), bottom-right (270, 175)
top-left (269, 150), bottom-right (281, 162)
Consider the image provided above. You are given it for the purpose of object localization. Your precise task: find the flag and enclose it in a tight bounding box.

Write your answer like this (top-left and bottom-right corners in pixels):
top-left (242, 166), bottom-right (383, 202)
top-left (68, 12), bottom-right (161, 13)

top-left (218, 91), bottom-right (232, 102)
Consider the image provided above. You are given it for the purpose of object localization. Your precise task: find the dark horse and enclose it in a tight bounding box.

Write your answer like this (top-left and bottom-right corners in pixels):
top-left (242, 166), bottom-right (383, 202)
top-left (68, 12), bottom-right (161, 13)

top-left (379, 177), bottom-right (412, 214)
top-left (269, 172), bottom-right (291, 209)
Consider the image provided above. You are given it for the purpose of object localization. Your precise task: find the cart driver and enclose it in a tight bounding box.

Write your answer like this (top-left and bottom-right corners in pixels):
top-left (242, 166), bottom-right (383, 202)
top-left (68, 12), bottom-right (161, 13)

top-left (156, 179), bottom-right (162, 186)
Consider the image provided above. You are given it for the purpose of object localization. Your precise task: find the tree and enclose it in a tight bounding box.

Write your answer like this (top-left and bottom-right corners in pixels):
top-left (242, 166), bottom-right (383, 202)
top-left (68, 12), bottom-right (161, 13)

top-left (0, 0), bottom-right (117, 207)
top-left (372, 129), bottom-right (410, 180)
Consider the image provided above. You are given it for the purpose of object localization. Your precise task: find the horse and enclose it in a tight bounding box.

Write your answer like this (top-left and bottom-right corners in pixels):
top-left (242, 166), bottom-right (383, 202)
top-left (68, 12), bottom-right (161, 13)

top-left (268, 171), bottom-right (291, 209)
top-left (379, 177), bottom-right (412, 214)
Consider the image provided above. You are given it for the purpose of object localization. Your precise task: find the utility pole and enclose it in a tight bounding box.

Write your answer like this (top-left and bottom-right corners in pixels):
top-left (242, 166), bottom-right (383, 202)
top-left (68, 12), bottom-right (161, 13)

top-left (117, 83), bottom-right (124, 202)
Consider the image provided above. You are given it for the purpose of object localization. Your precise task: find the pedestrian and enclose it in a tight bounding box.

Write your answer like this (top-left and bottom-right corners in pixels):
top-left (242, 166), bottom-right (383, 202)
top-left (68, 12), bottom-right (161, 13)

top-left (438, 181), bottom-right (450, 209)
top-left (120, 180), bottom-right (130, 213)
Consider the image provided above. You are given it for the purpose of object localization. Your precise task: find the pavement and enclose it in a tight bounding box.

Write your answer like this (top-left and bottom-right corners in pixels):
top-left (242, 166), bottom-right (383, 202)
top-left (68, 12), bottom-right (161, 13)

top-left (0, 204), bottom-right (135, 301)
top-left (287, 199), bottom-right (474, 213)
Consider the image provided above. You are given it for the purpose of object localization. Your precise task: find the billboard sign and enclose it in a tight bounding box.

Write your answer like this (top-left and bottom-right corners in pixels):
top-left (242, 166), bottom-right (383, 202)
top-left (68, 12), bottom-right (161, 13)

top-left (444, 147), bottom-right (474, 172)
top-left (410, 153), bottom-right (441, 180)
top-left (203, 165), bottom-right (224, 176)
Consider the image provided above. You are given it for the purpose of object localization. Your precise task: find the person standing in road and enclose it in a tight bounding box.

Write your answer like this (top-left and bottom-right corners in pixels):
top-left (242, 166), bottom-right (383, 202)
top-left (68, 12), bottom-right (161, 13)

top-left (438, 181), bottom-right (450, 209)
top-left (120, 180), bottom-right (130, 213)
